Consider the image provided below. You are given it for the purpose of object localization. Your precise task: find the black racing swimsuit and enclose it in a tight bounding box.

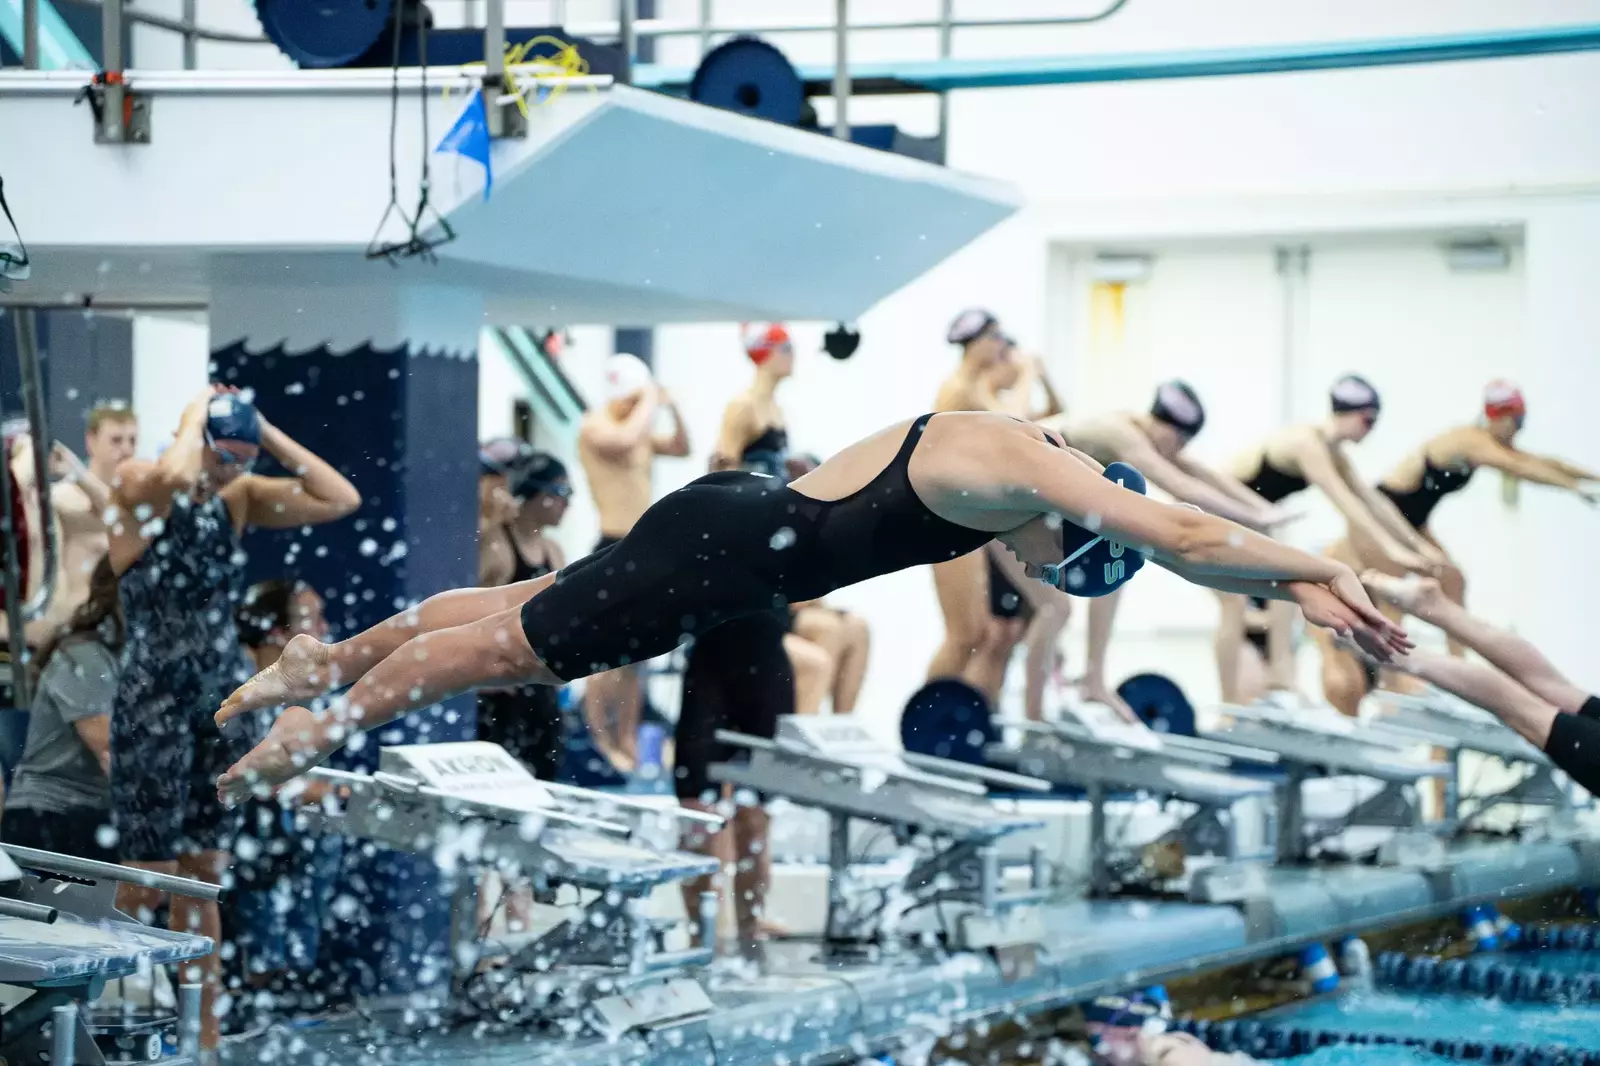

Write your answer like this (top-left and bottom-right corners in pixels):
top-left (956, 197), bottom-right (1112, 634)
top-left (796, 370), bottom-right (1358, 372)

top-left (521, 413), bottom-right (998, 681)
top-left (1377, 458), bottom-right (1475, 529)
top-left (1241, 454), bottom-right (1309, 645)
top-left (1244, 455), bottom-right (1309, 504)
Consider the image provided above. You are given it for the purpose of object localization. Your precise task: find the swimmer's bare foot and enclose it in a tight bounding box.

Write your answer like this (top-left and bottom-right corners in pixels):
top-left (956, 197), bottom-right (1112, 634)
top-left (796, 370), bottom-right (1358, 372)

top-left (1081, 680), bottom-right (1141, 725)
top-left (752, 917), bottom-right (787, 941)
top-left (216, 705), bottom-right (331, 806)
top-left (1360, 570), bottom-right (1446, 620)
top-left (217, 633), bottom-right (335, 725)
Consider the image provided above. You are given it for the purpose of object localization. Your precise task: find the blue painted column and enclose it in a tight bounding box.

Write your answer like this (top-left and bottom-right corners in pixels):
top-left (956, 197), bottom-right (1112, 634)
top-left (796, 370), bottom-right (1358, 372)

top-left (210, 280), bottom-right (482, 998)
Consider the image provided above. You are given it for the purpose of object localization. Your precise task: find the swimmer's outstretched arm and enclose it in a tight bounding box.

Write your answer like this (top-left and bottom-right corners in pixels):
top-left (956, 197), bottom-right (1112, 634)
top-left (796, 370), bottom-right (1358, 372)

top-left (217, 573), bottom-right (556, 721)
top-left (1001, 435), bottom-right (1410, 657)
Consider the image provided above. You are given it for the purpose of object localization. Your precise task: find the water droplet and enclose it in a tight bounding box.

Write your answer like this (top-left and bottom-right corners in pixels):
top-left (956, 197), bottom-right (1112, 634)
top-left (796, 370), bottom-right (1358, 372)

top-left (285, 382), bottom-right (306, 396)
top-left (769, 526), bottom-right (796, 550)
top-left (358, 538), bottom-right (379, 557)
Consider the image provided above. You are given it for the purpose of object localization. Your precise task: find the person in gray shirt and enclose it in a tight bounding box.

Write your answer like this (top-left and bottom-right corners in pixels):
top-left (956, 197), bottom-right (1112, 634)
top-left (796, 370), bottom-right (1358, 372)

top-left (2, 557), bottom-right (122, 862)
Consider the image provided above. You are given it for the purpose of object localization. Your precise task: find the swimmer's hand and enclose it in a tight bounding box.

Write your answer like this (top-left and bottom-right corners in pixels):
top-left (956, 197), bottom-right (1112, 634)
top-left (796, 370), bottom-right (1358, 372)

top-left (1261, 505), bottom-right (1304, 531)
top-left (1289, 573), bottom-right (1413, 662)
top-left (216, 632), bottom-right (336, 725)
top-left (216, 704), bottom-right (333, 807)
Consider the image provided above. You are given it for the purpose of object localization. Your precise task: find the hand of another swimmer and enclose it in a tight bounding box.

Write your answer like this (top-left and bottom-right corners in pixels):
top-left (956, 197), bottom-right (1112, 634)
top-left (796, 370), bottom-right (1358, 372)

top-left (1262, 505), bottom-right (1304, 531)
top-left (48, 442), bottom-right (87, 482)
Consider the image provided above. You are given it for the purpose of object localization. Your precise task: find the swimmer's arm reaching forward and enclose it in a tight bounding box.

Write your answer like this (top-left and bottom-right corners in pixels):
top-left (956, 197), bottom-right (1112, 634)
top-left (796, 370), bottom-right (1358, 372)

top-left (997, 436), bottom-right (1408, 657)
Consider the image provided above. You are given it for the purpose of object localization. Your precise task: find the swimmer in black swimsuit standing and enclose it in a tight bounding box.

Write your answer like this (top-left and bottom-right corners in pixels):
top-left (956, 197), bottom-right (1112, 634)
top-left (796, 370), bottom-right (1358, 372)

top-left (1319, 380), bottom-right (1600, 716)
top-left (216, 410), bottom-right (1423, 803)
top-left (477, 452), bottom-right (571, 781)
top-left (1223, 375), bottom-right (1437, 705)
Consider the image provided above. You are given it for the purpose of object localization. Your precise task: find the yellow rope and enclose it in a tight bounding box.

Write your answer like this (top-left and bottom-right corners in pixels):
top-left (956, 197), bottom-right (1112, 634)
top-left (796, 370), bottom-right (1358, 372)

top-left (447, 35), bottom-right (595, 117)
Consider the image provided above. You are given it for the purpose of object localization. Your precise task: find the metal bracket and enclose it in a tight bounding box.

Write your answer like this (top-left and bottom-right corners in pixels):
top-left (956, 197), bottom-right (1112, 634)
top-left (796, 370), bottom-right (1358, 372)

top-left (76, 78), bottom-right (152, 145)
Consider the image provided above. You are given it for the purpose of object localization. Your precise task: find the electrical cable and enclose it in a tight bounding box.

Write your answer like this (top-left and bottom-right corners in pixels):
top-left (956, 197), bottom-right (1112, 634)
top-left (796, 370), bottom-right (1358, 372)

top-left (367, 3), bottom-right (455, 264)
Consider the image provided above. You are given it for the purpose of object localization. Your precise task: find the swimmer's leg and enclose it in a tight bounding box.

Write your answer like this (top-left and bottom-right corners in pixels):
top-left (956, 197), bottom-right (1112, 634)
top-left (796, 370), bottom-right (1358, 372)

top-left (1214, 593), bottom-right (1249, 704)
top-left (927, 552), bottom-right (987, 682)
top-left (784, 634), bottom-right (835, 716)
top-left (218, 604), bottom-right (555, 802)
top-left (1363, 571), bottom-right (1590, 714)
top-left (1383, 646), bottom-right (1554, 748)
top-left (220, 573), bottom-right (558, 721)
top-left (829, 612), bottom-right (872, 716)
top-left (1265, 599), bottom-right (1301, 693)
top-left (1081, 586), bottom-right (1139, 722)
top-left (1378, 644), bottom-right (1600, 798)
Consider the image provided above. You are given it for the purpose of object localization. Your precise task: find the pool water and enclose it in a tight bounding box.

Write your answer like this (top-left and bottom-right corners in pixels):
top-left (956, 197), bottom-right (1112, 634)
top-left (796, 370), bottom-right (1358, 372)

top-left (1284, 1048), bottom-right (1447, 1065)
top-left (1270, 988), bottom-right (1600, 1049)
top-left (1515, 949), bottom-right (1600, 975)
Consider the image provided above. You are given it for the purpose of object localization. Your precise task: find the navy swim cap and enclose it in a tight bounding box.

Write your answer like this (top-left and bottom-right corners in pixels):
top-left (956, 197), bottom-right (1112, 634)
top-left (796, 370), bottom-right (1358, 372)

top-left (205, 394), bottom-right (261, 448)
top-left (510, 453), bottom-right (571, 500)
top-left (1330, 374), bottom-right (1381, 414)
top-left (1150, 380), bottom-right (1205, 437)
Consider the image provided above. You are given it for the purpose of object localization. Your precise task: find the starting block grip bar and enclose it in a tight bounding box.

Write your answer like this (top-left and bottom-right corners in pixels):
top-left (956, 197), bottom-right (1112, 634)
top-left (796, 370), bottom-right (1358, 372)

top-left (2, 845), bottom-right (223, 902)
top-left (0, 897), bottom-right (57, 923)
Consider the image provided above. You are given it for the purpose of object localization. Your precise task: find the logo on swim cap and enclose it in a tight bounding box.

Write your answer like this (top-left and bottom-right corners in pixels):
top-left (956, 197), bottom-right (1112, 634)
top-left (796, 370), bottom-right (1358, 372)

top-left (740, 322), bottom-right (791, 364)
top-left (1151, 380), bottom-right (1205, 434)
top-left (1484, 379), bottom-right (1526, 420)
top-left (947, 308), bottom-right (999, 346)
top-left (604, 353), bottom-right (654, 402)
top-left (1330, 374), bottom-right (1380, 413)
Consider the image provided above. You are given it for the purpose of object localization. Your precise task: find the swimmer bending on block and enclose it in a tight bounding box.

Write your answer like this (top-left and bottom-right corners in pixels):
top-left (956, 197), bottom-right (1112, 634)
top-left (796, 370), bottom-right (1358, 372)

top-left (1357, 572), bottom-right (1600, 797)
top-left (214, 411), bottom-right (1411, 802)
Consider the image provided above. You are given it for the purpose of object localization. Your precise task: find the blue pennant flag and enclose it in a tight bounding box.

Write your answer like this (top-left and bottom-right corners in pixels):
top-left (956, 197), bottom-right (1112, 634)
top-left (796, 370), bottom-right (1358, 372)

top-left (437, 89), bottom-right (493, 201)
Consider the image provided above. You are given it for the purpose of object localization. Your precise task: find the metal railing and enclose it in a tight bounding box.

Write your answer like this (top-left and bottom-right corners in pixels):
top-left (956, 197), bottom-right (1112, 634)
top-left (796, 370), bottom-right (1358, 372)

top-left (1, 308), bottom-right (56, 708)
top-left (12, 0), bottom-right (266, 72)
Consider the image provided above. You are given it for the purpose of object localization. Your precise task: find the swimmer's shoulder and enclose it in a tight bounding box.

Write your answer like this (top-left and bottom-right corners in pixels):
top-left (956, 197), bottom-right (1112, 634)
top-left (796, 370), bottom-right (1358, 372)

top-left (1417, 424), bottom-right (1488, 467)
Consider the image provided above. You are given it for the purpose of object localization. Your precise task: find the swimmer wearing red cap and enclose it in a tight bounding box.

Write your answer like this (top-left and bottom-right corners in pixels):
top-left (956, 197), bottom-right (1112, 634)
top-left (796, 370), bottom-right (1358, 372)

top-left (983, 382), bottom-right (1297, 723)
top-left (926, 310), bottom-right (1066, 697)
top-left (1317, 380), bottom-right (1600, 717)
top-left (217, 410), bottom-right (1415, 807)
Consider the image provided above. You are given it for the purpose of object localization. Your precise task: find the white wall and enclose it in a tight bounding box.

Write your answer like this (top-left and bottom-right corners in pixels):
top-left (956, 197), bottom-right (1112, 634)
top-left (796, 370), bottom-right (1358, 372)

top-left (130, 313), bottom-right (210, 456)
top-left (125, 0), bottom-right (1600, 719)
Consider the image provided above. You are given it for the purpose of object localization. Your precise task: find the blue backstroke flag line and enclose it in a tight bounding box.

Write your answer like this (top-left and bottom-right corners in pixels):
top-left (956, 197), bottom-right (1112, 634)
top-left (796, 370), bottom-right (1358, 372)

top-left (437, 89), bottom-right (493, 201)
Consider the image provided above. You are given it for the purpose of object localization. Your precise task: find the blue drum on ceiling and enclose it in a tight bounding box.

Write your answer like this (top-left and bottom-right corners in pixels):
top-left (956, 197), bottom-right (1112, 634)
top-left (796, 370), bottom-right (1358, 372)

top-left (256, 0), bottom-right (396, 69)
top-left (689, 35), bottom-right (805, 125)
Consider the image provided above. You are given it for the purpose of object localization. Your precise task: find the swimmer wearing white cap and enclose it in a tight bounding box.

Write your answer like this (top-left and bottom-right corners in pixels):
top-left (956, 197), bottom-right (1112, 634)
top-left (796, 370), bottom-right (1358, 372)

top-left (575, 352), bottom-right (690, 771)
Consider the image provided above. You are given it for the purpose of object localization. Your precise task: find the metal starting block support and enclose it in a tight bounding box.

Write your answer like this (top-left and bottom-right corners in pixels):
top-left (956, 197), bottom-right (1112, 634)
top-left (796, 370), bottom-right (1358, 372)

top-left (1372, 690), bottom-right (1576, 832)
top-left (307, 741), bottom-right (723, 1040)
top-left (0, 844), bottom-right (215, 1065)
top-left (1207, 704), bottom-right (1453, 866)
top-left (711, 716), bottom-right (1053, 957)
top-left (990, 715), bottom-right (1278, 897)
